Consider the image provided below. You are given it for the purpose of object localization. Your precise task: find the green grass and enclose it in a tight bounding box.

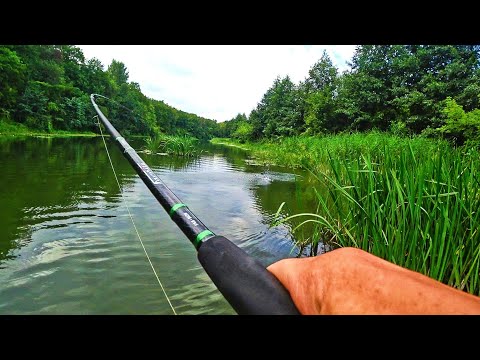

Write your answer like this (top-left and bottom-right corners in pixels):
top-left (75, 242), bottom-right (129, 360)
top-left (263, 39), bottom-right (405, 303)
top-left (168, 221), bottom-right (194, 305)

top-left (0, 119), bottom-right (98, 137)
top-left (143, 134), bottom-right (202, 157)
top-left (214, 132), bottom-right (480, 295)
top-left (212, 132), bottom-right (450, 171)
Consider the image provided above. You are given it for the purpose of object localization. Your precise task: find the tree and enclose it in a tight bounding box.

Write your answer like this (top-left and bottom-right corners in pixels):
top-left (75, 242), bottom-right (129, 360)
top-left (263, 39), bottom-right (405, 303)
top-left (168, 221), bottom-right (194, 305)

top-left (58, 45), bottom-right (86, 89)
top-left (107, 59), bottom-right (129, 86)
top-left (0, 47), bottom-right (26, 116)
top-left (0, 45), bottom-right (219, 138)
top-left (304, 50), bottom-right (337, 92)
top-left (439, 97), bottom-right (480, 145)
top-left (83, 58), bottom-right (114, 96)
top-left (336, 45), bottom-right (480, 134)
top-left (219, 113), bottom-right (249, 138)
top-left (232, 122), bottom-right (253, 143)
top-left (302, 51), bottom-right (338, 134)
top-left (252, 76), bottom-right (303, 139)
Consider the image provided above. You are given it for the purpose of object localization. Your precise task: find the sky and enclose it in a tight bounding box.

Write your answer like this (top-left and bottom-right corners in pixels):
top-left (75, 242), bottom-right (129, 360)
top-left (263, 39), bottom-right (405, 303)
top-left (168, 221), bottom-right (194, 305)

top-left (78, 45), bottom-right (356, 122)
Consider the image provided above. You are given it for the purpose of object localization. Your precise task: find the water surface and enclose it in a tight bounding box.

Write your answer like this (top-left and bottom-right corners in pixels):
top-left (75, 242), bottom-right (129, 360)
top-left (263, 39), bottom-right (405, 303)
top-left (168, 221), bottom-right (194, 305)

top-left (0, 136), bottom-right (317, 314)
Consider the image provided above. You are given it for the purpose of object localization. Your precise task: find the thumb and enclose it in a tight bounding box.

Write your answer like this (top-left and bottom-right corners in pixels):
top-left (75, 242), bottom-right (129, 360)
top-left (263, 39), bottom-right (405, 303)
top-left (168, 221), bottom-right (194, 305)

top-left (267, 257), bottom-right (319, 314)
top-left (267, 258), bottom-right (299, 290)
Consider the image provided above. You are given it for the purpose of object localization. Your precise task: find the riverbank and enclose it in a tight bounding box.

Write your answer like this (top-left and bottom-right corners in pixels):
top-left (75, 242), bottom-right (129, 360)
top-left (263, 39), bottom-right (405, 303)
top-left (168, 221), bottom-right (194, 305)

top-left (212, 133), bottom-right (480, 295)
top-left (0, 120), bottom-right (99, 137)
top-left (211, 132), bottom-right (453, 171)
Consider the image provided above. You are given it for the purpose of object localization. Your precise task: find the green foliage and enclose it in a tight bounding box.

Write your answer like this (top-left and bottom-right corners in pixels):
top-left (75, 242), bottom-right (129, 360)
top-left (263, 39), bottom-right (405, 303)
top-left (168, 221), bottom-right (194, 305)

top-left (346, 45), bottom-right (480, 133)
top-left (389, 120), bottom-right (409, 137)
top-left (63, 94), bottom-right (93, 131)
top-left (304, 89), bottom-right (336, 134)
top-left (304, 50), bottom-right (338, 92)
top-left (223, 133), bottom-right (480, 294)
top-left (143, 135), bottom-right (164, 152)
top-left (0, 118), bottom-right (31, 134)
top-left (232, 121), bottom-right (253, 143)
top-left (217, 113), bottom-right (248, 138)
top-left (218, 131), bottom-right (448, 171)
top-left (0, 47), bottom-right (26, 115)
top-left (3, 44), bottom-right (480, 145)
top-left (300, 51), bottom-right (339, 135)
top-left (107, 59), bottom-right (129, 86)
top-left (274, 144), bottom-right (480, 295)
top-left (220, 45), bottom-right (480, 144)
top-left (211, 47), bottom-right (480, 295)
top-left (18, 81), bottom-right (51, 131)
top-left (249, 76), bottom-right (303, 139)
top-left (439, 97), bottom-right (480, 145)
top-left (0, 45), bottom-right (218, 138)
top-left (144, 133), bottom-right (201, 157)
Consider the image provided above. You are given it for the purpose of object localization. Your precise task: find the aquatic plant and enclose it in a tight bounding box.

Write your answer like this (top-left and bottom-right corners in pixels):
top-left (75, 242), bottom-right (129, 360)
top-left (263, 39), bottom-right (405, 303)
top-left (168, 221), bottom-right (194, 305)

top-left (144, 134), bottom-right (202, 157)
top-left (273, 141), bottom-right (480, 295)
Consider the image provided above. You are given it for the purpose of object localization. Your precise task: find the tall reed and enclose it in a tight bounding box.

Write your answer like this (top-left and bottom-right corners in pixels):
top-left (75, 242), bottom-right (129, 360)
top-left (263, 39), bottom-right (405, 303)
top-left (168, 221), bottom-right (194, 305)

top-left (144, 134), bottom-right (201, 157)
top-left (270, 134), bottom-right (480, 295)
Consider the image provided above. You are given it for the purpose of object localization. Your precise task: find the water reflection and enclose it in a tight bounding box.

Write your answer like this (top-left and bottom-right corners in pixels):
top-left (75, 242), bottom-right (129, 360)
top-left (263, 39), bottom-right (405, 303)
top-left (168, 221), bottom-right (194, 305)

top-left (0, 136), bottom-right (318, 314)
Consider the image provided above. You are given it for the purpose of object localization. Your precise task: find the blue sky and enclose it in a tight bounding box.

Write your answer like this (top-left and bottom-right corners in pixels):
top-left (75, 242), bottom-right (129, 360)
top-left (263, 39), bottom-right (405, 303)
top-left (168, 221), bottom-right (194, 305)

top-left (78, 45), bottom-right (356, 122)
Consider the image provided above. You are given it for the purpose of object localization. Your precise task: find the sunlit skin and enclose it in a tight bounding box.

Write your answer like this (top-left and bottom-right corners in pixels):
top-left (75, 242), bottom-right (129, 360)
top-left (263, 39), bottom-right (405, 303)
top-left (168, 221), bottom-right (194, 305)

top-left (267, 247), bottom-right (480, 315)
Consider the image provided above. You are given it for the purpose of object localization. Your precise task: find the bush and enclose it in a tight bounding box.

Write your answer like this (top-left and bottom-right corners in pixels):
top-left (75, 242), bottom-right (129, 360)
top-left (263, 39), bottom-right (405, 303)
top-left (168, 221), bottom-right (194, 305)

top-left (439, 97), bottom-right (480, 145)
top-left (232, 121), bottom-right (253, 143)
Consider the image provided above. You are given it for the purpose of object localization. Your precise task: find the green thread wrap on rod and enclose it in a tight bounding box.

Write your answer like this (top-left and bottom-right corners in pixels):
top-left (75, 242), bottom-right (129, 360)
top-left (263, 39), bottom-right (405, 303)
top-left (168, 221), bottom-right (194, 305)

top-left (195, 230), bottom-right (215, 247)
top-left (169, 203), bottom-right (187, 217)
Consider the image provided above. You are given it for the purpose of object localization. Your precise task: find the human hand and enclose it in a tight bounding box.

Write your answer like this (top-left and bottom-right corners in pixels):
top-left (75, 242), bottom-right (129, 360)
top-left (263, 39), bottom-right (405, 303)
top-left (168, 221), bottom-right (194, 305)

top-left (267, 247), bottom-right (480, 314)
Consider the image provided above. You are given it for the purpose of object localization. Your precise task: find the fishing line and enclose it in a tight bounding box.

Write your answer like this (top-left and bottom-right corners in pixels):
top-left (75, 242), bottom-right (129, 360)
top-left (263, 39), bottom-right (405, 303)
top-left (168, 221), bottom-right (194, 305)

top-left (91, 94), bottom-right (300, 315)
top-left (95, 115), bottom-right (177, 315)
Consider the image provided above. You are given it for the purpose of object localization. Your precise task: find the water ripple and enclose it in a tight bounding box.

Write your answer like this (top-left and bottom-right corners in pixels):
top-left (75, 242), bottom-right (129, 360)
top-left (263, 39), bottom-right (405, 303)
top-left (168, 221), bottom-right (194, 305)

top-left (0, 138), bottom-right (312, 314)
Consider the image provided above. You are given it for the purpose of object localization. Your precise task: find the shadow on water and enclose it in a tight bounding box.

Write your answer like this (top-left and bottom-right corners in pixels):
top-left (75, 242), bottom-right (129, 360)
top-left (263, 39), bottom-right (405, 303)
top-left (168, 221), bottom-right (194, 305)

top-left (0, 136), bottom-right (320, 314)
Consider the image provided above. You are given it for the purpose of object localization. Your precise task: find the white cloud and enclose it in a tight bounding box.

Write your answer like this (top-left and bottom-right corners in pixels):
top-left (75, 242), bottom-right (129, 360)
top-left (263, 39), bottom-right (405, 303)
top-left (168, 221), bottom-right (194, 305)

top-left (78, 45), bottom-right (356, 122)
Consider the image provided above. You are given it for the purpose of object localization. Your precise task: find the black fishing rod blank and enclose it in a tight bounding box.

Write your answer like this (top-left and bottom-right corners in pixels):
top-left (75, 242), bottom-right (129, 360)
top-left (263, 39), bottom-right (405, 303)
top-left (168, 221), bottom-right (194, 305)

top-left (91, 94), bottom-right (300, 315)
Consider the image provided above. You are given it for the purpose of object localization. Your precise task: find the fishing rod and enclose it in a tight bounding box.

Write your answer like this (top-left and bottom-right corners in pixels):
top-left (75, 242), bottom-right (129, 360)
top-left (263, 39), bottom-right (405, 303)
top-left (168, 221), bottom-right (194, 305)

top-left (90, 94), bottom-right (300, 315)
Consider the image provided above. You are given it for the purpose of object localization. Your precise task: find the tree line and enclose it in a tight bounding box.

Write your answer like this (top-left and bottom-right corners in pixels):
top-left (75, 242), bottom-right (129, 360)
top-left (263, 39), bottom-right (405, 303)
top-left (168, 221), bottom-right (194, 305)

top-left (2, 45), bottom-right (479, 145)
top-left (218, 45), bottom-right (480, 146)
top-left (0, 45), bottom-right (218, 140)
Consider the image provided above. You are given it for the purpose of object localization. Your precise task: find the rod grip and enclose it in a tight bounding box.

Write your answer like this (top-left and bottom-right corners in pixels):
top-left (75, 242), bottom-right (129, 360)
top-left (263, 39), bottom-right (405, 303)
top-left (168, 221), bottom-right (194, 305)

top-left (197, 236), bottom-right (300, 315)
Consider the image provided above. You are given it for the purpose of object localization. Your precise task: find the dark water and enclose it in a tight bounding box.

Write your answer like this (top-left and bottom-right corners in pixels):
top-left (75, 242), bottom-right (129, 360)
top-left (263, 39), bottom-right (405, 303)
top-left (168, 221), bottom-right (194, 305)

top-left (0, 136), bottom-right (318, 314)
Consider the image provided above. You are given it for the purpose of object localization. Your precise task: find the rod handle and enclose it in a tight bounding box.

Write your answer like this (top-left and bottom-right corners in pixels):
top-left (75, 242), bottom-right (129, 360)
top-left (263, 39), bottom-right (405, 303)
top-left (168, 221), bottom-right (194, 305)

top-left (197, 236), bottom-right (300, 315)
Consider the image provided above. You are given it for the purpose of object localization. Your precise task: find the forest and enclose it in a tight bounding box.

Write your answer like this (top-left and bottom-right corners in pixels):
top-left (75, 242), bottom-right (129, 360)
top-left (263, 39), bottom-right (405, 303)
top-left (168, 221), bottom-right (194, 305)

top-left (0, 45), bottom-right (218, 140)
top-left (1, 45), bottom-right (479, 146)
top-left (220, 45), bottom-right (480, 147)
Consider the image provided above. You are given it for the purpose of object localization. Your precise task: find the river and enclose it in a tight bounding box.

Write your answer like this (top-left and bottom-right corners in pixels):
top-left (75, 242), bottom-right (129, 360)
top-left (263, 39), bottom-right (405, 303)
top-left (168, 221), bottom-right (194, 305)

top-left (0, 136), bottom-right (317, 314)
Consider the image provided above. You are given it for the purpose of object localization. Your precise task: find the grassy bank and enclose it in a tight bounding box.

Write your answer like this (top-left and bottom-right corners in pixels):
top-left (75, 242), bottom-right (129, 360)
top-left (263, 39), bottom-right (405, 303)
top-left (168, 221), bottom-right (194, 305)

top-left (0, 119), bottom-right (98, 137)
top-left (211, 132), bottom-right (452, 170)
top-left (212, 133), bottom-right (480, 295)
